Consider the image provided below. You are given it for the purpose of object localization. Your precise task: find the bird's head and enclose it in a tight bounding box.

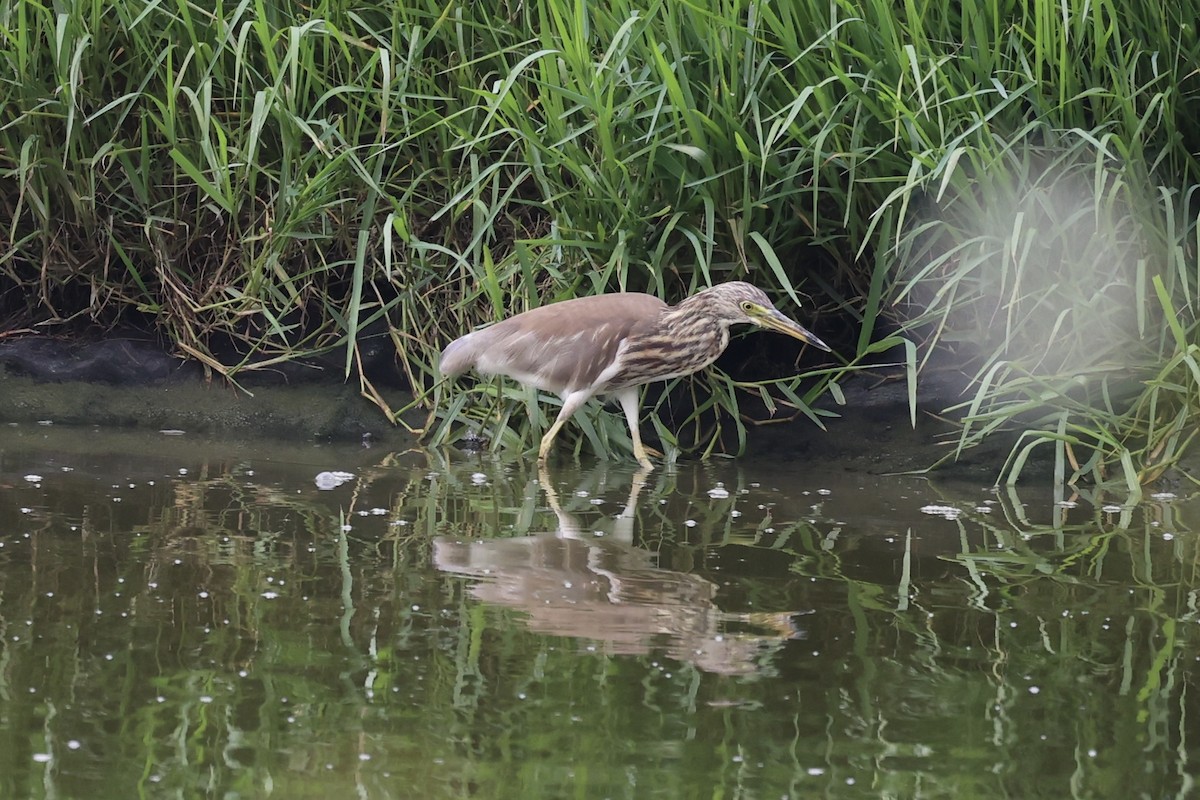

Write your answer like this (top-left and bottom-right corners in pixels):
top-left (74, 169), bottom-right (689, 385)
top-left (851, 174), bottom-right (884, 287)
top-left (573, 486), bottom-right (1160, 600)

top-left (696, 282), bottom-right (832, 352)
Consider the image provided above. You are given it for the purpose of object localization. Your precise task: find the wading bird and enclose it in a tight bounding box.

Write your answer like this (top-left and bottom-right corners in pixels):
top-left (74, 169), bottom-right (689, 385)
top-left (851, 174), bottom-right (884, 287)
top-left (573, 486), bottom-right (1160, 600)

top-left (439, 281), bottom-right (830, 468)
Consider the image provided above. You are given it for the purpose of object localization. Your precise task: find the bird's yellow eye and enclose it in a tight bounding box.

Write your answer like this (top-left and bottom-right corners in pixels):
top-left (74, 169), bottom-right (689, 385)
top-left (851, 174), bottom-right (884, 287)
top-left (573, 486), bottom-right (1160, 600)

top-left (740, 300), bottom-right (755, 313)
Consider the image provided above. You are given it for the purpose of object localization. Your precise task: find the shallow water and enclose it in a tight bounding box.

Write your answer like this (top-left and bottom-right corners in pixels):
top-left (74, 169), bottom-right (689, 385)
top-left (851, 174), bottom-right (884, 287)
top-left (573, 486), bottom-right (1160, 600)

top-left (0, 423), bottom-right (1196, 799)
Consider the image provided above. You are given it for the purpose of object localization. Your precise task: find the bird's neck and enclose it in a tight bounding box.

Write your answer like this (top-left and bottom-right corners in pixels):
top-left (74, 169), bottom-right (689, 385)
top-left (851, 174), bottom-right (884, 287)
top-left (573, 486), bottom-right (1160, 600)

top-left (660, 298), bottom-right (731, 355)
top-left (600, 293), bottom-right (733, 391)
top-left (665, 292), bottom-right (727, 328)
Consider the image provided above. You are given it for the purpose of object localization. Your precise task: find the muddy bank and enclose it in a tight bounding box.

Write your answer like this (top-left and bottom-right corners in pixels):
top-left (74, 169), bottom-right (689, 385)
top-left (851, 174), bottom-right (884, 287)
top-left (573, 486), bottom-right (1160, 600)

top-left (0, 334), bottom-right (1020, 480)
top-left (0, 334), bottom-right (413, 442)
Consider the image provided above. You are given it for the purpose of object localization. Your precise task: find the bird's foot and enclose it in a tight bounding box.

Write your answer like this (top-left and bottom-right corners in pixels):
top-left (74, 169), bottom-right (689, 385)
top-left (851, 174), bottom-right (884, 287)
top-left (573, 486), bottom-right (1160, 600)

top-left (633, 444), bottom-right (660, 470)
top-left (636, 443), bottom-right (664, 462)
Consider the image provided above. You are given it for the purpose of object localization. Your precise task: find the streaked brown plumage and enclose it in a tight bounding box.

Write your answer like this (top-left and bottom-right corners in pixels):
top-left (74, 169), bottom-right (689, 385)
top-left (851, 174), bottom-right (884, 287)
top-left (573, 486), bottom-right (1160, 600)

top-left (440, 281), bottom-right (831, 468)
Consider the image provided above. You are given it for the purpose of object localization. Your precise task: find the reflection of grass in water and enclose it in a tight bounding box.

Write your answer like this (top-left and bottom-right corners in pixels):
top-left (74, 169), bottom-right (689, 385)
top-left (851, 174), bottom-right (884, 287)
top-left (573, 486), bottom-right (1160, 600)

top-left (730, 479), bottom-right (1200, 797)
top-left (3, 453), bottom-right (1197, 796)
top-left (943, 494), bottom-right (1199, 788)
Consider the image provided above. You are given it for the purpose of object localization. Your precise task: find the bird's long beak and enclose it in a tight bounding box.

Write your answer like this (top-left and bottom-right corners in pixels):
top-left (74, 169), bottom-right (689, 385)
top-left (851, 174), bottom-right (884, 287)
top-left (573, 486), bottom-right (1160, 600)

top-left (756, 307), bottom-right (832, 352)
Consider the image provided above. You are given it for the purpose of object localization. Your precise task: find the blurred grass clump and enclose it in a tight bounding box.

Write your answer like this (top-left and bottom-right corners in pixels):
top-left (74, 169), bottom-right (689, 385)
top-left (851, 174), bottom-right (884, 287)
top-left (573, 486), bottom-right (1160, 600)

top-left (1, 0), bottom-right (1198, 486)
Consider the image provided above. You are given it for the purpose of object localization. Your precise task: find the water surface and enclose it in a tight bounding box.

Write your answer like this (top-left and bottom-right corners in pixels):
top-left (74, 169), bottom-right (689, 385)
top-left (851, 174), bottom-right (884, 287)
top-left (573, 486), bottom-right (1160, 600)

top-left (0, 424), bottom-right (1194, 798)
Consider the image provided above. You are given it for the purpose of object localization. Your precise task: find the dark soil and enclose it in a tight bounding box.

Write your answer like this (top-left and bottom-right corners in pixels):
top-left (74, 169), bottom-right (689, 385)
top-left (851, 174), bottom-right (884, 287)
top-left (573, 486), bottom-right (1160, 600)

top-left (0, 333), bottom-right (1025, 481)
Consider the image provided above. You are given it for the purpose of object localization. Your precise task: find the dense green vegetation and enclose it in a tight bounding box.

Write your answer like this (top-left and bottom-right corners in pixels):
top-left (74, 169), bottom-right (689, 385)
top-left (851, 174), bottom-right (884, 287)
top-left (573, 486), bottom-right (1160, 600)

top-left (2, 0), bottom-right (1199, 486)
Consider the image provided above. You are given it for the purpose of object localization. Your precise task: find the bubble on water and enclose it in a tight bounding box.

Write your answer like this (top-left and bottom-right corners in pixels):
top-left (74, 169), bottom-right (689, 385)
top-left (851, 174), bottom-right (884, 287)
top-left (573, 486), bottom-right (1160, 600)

top-left (920, 504), bottom-right (961, 520)
top-left (707, 484), bottom-right (730, 499)
top-left (315, 471), bottom-right (354, 490)
top-left (159, 429), bottom-right (186, 436)
top-left (23, 474), bottom-right (43, 483)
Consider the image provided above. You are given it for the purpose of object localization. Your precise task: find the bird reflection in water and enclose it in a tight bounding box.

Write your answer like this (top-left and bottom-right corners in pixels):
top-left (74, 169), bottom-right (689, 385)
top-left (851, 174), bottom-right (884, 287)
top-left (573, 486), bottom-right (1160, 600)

top-left (433, 465), bottom-right (807, 675)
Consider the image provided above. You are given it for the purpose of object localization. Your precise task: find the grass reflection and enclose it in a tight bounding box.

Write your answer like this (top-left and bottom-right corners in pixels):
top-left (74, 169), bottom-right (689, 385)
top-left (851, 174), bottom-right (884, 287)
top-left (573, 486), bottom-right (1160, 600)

top-left (0, 430), bottom-right (1195, 797)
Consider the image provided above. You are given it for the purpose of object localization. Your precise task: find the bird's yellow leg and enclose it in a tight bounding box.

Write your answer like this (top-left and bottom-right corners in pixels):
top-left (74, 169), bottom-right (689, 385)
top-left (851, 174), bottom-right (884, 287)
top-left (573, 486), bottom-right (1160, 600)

top-left (537, 418), bottom-right (567, 461)
top-left (538, 391), bottom-right (589, 462)
top-left (617, 388), bottom-right (656, 470)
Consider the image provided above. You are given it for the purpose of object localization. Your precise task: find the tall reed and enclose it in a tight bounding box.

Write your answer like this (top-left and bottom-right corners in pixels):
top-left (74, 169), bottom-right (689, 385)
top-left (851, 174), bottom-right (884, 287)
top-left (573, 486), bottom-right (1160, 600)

top-left (1, 0), bottom-right (1197, 483)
